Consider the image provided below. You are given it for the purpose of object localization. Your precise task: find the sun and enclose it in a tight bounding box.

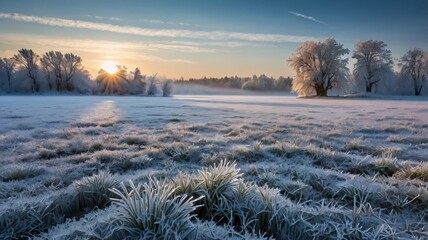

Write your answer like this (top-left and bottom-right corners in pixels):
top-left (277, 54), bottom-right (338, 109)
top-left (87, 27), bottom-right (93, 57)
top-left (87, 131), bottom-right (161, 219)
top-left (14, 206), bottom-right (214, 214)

top-left (101, 61), bottom-right (118, 74)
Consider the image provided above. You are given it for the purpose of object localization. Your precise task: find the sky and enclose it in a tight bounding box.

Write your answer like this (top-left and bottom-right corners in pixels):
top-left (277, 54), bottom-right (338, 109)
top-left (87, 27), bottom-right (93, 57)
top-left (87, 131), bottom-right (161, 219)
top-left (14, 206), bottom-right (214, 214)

top-left (0, 0), bottom-right (427, 79)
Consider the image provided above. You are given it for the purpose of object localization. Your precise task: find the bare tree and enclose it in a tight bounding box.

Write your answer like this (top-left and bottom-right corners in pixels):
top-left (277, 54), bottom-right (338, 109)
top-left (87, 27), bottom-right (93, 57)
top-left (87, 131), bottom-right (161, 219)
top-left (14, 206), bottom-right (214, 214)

top-left (147, 73), bottom-right (158, 96)
top-left (43, 51), bottom-right (63, 91)
top-left (14, 49), bottom-right (39, 92)
top-left (399, 49), bottom-right (427, 96)
top-left (62, 53), bottom-right (83, 91)
top-left (352, 40), bottom-right (393, 93)
top-left (0, 57), bottom-right (15, 89)
top-left (162, 80), bottom-right (173, 97)
top-left (288, 38), bottom-right (349, 96)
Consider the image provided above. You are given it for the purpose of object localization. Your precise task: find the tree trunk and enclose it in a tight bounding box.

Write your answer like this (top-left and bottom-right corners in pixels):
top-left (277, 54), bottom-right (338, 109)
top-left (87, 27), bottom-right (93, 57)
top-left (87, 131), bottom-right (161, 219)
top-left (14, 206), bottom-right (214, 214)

top-left (366, 84), bottom-right (372, 92)
top-left (6, 71), bottom-right (11, 88)
top-left (415, 85), bottom-right (422, 96)
top-left (315, 85), bottom-right (328, 96)
top-left (32, 78), bottom-right (39, 92)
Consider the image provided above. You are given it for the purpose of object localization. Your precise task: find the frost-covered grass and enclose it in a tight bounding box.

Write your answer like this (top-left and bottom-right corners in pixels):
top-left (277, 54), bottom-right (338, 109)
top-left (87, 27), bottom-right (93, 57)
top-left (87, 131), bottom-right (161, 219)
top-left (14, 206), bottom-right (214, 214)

top-left (0, 95), bottom-right (427, 239)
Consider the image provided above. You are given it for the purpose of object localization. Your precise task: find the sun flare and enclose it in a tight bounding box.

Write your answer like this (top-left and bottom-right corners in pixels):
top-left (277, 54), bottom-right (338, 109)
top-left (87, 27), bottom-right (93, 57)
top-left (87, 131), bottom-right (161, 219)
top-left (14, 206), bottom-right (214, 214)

top-left (101, 61), bottom-right (118, 74)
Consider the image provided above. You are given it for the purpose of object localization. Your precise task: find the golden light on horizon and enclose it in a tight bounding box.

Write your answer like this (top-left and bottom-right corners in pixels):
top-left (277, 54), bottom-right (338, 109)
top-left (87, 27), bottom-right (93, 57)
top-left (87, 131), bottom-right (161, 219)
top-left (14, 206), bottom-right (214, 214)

top-left (101, 60), bottom-right (119, 74)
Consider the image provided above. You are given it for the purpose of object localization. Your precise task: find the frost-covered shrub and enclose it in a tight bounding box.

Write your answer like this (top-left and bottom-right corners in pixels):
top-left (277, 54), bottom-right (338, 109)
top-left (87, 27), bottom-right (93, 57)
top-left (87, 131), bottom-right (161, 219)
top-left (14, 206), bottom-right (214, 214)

top-left (75, 171), bottom-right (118, 209)
top-left (38, 147), bottom-right (57, 159)
top-left (172, 172), bottom-right (200, 197)
top-left (93, 150), bottom-right (126, 163)
top-left (374, 153), bottom-right (402, 176)
top-left (268, 141), bottom-right (301, 158)
top-left (146, 76), bottom-right (158, 96)
top-left (162, 142), bottom-right (200, 162)
top-left (0, 166), bottom-right (44, 181)
top-left (196, 160), bottom-right (242, 219)
top-left (48, 171), bottom-right (118, 221)
top-left (0, 171), bottom-right (118, 239)
top-left (119, 135), bottom-right (148, 146)
top-left (258, 169), bottom-right (279, 187)
top-left (110, 178), bottom-right (200, 238)
top-left (0, 199), bottom-right (57, 239)
top-left (395, 162), bottom-right (428, 181)
top-left (35, 206), bottom-right (128, 240)
top-left (162, 80), bottom-right (174, 97)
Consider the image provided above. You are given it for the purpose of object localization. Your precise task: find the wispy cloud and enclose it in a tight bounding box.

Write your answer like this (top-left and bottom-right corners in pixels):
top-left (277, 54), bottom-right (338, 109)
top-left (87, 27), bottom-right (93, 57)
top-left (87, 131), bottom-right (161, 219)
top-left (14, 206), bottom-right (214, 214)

top-left (141, 18), bottom-right (193, 27)
top-left (0, 13), bottom-right (316, 43)
top-left (85, 15), bottom-right (122, 21)
top-left (0, 34), bottom-right (197, 64)
top-left (140, 18), bottom-right (216, 29)
top-left (0, 33), bottom-right (211, 54)
top-left (289, 11), bottom-right (325, 25)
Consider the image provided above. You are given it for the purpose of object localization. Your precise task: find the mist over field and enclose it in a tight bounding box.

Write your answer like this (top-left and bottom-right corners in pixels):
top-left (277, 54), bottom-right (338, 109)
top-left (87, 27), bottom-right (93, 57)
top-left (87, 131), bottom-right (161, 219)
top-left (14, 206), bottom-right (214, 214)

top-left (1, 0), bottom-right (427, 239)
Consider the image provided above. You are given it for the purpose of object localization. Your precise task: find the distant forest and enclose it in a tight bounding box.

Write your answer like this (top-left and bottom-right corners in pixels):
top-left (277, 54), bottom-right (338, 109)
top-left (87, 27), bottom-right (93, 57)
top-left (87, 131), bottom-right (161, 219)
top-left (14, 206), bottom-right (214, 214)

top-left (175, 75), bottom-right (293, 92)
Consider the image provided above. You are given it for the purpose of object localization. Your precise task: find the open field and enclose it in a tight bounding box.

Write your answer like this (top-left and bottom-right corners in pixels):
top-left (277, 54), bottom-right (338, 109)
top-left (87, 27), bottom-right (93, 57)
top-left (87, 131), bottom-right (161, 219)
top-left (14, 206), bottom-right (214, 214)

top-left (1, 95), bottom-right (427, 239)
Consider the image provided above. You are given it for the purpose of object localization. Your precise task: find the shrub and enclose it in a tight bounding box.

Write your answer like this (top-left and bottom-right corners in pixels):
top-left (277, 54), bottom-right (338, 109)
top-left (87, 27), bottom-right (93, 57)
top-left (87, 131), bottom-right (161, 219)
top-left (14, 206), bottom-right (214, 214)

top-left (395, 162), bottom-right (428, 181)
top-left (374, 153), bottom-right (402, 176)
top-left (0, 200), bottom-right (56, 239)
top-left (75, 171), bottom-right (118, 209)
top-left (162, 80), bottom-right (173, 97)
top-left (197, 160), bottom-right (242, 219)
top-left (0, 166), bottom-right (44, 181)
top-left (110, 178), bottom-right (201, 238)
top-left (119, 135), bottom-right (148, 146)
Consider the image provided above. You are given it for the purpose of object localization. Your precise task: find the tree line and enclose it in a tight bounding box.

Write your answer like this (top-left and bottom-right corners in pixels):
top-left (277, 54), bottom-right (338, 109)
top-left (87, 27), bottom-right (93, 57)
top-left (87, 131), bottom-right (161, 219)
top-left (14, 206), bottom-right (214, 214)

top-left (0, 49), bottom-right (173, 96)
top-left (1, 42), bottom-right (426, 97)
top-left (288, 38), bottom-right (428, 96)
top-left (175, 75), bottom-right (293, 92)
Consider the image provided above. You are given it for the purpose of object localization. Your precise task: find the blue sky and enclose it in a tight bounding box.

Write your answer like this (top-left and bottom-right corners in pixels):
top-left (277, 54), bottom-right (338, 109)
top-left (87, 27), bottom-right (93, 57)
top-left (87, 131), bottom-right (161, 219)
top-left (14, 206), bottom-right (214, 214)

top-left (0, 0), bottom-right (427, 78)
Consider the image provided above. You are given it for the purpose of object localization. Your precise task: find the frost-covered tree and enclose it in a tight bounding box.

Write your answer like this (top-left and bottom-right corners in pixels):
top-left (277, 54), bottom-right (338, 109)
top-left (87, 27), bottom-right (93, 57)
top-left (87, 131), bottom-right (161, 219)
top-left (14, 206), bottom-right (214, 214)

top-left (147, 74), bottom-right (158, 96)
top-left (14, 49), bottom-right (39, 92)
top-left (40, 57), bottom-right (53, 90)
top-left (288, 38), bottom-right (349, 96)
top-left (275, 76), bottom-right (293, 92)
top-left (241, 74), bottom-right (275, 91)
top-left (129, 67), bottom-right (146, 94)
top-left (0, 57), bottom-right (15, 89)
top-left (352, 40), bottom-right (393, 93)
top-left (71, 69), bottom-right (94, 94)
top-left (96, 65), bottom-right (129, 94)
top-left (62, 53), bottom-right (83, 91)
top-left (162, 80), bottom-right (173, 97)
top-left (399, 49), bottom-right (428, 96)
top-left (42, 51), bottom-right (63, 91)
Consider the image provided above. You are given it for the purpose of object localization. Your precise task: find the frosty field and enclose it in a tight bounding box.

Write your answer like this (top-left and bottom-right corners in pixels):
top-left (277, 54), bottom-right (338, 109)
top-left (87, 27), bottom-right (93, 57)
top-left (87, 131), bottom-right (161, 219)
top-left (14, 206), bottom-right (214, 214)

top-left (1, 95), bottom-right (428, 239)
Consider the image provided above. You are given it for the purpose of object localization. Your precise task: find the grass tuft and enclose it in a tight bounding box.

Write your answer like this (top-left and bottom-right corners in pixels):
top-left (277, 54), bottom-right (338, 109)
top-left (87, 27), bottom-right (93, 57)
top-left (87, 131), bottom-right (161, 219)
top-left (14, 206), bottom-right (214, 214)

top-left (0, 166), bottom-right (44, 181)
top-left (110, 178), bottom-right (200, 238)
top-left (395, 162), bottom-right (428, 181)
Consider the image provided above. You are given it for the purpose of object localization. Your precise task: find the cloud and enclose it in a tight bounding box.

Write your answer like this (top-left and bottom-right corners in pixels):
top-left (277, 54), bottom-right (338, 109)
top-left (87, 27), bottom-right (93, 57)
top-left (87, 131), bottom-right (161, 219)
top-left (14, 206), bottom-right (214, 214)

top-left (0, 33), bottom-right (217, 53)
top-left (0, 33), bottom-right (270, 59)
top-left (140, 18), bottom-right (217, 29)
top-left (289, 11), bottom-right (325, 25)
top-left (0, 13), bottom-right (316, 43)
top-left (86, 15), bottom-right (122, 21)
top-left (0, 34), bottom-right (196, 64)
top-left (141, 18), bottom-right (192, 27)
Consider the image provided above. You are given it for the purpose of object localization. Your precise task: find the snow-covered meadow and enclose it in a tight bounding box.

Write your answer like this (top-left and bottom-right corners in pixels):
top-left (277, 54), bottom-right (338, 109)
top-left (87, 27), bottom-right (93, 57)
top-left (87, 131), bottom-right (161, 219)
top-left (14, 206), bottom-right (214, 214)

top-left (1, 95), bottom-right (427, 239)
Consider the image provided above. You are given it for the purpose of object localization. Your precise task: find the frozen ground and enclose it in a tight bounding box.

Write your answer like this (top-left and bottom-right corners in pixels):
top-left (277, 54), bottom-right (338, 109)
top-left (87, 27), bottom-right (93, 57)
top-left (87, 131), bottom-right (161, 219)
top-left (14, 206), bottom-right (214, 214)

top-left (0, 95), bottom-right (427, 239)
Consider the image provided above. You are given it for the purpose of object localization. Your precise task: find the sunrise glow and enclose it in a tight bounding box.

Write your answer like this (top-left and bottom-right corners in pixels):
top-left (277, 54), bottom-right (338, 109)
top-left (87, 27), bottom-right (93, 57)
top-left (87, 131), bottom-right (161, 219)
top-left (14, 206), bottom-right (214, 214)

top-left (101, 61), bottom-right (118, 74)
